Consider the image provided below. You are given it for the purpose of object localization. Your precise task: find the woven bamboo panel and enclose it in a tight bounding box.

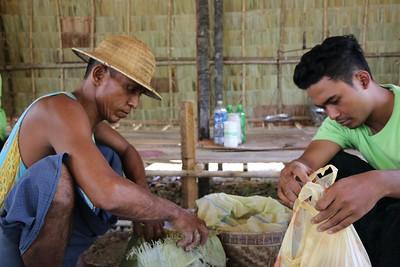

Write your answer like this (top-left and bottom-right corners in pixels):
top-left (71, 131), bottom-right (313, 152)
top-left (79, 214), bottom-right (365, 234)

top-left (0, 0), bottom-right (399, 122)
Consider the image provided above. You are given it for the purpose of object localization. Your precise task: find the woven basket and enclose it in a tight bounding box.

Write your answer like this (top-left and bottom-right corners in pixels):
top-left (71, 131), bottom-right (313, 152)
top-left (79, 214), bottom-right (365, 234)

top-left (218, 231), bottom-right (285, 267)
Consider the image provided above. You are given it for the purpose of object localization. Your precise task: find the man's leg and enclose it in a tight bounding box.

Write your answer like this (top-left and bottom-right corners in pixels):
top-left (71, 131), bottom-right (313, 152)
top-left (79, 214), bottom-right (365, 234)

top-left (329, 151), bottom-right (400, 267)
top-left (63, 144), bottom-right (123, 267)
top-left (22, 165), bottom-right (75, 267)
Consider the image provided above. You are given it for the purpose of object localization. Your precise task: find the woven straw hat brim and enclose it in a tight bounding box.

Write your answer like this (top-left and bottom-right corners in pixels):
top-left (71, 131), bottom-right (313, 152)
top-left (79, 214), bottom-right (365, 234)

top-left (72, 48), bottom-right (162, 101)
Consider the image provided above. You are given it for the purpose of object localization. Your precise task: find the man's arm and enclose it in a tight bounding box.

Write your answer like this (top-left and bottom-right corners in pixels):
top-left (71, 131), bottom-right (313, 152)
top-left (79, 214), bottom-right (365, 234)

top-left (93, 121), bottom-right (147, 188)
top-left (279, 138), bottom-right (400, 234)
top-left (312, 168), bottom-right (400, 234)
top-left (93, 122), bottom-right (166, 241)
top-left (278, 140), bottom-right (342, 207)
top-left (40, 98), bottom-right (207, 249)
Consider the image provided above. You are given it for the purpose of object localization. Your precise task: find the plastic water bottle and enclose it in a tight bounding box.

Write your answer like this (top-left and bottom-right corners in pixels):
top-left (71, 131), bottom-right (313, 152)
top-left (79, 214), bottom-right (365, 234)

top-left (226, 104), bottom-right (233, 114)
top-left (236, 104), bottom-right (247, 143)
top-left (226, 112), bottom-right (241, 146)
top-left (213, 100), bottom-right (227, 145)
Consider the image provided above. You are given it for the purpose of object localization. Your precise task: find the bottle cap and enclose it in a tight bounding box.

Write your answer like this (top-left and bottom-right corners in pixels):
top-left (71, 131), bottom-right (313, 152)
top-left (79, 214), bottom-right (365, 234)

top-left (226, 104), bottom-right (233, 113)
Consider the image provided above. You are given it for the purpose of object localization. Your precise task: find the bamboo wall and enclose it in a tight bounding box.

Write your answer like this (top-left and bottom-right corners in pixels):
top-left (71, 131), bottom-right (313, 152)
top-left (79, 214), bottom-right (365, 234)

top-left (0, 0), bottom-right (399, 121)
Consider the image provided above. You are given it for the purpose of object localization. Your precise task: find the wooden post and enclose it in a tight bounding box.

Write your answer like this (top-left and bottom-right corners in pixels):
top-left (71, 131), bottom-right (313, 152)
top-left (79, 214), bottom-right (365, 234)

top-left (195, 0), bottom-right (210, 140)
top-left (277, 0), bottom-right (286, 113)
top-left (214, 0), bottom-right (223, 103)
top-left (198, 163), bottom-right (209, 197)
top-left (180, 101), bottom-right (198, 209)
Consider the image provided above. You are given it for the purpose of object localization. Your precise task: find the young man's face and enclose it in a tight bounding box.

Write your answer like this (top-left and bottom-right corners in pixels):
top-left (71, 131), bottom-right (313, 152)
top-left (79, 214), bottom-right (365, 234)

top-left (96, 67), bottom-right (144, 123)
top-left (307, 76), bottom-right (372, 128)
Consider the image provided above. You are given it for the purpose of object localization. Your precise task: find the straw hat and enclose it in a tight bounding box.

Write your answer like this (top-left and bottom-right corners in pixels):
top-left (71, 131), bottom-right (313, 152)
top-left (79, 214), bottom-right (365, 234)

top-left (72, 35), bottom-right (162, 100)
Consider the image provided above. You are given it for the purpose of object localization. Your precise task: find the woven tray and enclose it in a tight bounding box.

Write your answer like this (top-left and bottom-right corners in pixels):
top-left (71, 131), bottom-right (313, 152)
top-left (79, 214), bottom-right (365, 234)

top-left (218, 231), bottom-right (285, 267)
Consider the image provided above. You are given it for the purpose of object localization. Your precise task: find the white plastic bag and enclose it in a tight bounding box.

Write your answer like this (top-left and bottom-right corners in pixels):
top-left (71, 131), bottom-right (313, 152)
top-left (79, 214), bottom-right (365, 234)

top-left (275, 165), bottom-right (371, 267)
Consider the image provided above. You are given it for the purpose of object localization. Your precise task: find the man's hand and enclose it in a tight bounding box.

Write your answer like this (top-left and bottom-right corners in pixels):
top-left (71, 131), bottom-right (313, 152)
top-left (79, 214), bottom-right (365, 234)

top-left (133, 221), bottom-right (164, 241)
top-left (278, 161), bottom-right (313, 207)
top-left (170, 209), bottom-right (209, 251)
top-left (312, 171), bottom-right (384, 233)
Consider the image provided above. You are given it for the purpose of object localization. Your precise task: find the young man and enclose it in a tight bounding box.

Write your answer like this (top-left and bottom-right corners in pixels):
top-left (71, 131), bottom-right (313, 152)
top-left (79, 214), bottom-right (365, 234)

top-left (278, 35), bottom-right (400, 266)
top-left (0, 35), bottom-right (208, 267)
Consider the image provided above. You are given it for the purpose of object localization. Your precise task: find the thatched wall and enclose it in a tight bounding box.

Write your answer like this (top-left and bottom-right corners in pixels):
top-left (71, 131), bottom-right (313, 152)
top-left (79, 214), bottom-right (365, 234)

top-left (0, 0), bottom-right (399, 121)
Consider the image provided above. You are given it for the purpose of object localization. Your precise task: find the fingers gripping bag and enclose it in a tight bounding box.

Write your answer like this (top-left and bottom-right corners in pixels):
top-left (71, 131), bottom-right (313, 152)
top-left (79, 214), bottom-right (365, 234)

top-left (275, 165), bottom-right (371, 267)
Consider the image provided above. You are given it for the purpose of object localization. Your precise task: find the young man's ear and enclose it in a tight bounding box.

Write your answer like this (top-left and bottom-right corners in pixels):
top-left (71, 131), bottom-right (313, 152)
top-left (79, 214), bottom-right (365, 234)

top-left (91, 64), bottom-right (108, 86)
top-left (354, 70), bottom-right (371, 89)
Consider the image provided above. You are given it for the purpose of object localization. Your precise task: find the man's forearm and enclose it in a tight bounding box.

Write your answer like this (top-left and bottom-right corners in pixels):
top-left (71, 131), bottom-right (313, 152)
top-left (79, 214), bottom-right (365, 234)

top-left (104, 178), bottom-right (181, 222)
top-left (121, 145), bottom-right (148, 188)
top-left (375, 170), bottom-right (400, 199)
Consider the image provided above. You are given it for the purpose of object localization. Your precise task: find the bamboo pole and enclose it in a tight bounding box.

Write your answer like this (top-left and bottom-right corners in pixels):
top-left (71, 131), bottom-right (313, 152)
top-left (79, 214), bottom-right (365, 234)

top-left (180, 101), bottom-right (198, 209)
top-left (2, 53), bottom-right (400, 71)
top-left (126, 0), bottom-right (131, 34)
top-left (55, 0), bottom-right (65, 91)
top-left (90, 0), bottom-right (96, 50)
top-left (241, 0), bottom-right (246, 106)
top-left (168, 0), bottom-right (173, 123)
top-left (29, 0), bottom-right (36, 99)
top-left (323, 0), bottom-right (328, 39)
top-left (145, 170), bottom-right (280, 179)
top-left (277, 0), bottom-right (286, 113)
top-left (361, 0), bottom-right (369, 50)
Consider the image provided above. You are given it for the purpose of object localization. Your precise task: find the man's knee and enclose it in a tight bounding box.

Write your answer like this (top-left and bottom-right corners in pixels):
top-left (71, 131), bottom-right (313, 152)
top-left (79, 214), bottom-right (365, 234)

top-left (329, 151), bottom-right (374, 179)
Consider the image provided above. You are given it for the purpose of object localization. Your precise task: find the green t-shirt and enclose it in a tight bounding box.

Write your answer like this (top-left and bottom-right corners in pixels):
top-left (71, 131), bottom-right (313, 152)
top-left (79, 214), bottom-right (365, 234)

top-left (313, 84), bottom-right (400, 170)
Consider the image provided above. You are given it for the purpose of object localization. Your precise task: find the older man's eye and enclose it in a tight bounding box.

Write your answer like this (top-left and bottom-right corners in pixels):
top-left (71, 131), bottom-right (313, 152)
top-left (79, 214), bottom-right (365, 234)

top-left (127, 85), bottom-right (137, 91)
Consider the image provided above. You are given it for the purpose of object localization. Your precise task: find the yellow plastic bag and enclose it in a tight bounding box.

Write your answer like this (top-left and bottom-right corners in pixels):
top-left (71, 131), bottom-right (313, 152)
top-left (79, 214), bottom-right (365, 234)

top-left (196, 193), bottom-right (291, 233)
top-left (275, 165), bottom-right (371, 267)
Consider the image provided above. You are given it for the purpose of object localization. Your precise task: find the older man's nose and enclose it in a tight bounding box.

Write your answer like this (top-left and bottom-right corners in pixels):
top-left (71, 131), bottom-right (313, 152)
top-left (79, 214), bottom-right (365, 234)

top-left (128, 94), bottom-right (140, 108)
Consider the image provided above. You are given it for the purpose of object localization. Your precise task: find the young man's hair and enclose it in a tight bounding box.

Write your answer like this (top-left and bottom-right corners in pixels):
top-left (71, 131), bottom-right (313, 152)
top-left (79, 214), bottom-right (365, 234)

top-left (83, 58), bottom-right (117, 79)
top-left (293, 35), bottom-right (372, 90)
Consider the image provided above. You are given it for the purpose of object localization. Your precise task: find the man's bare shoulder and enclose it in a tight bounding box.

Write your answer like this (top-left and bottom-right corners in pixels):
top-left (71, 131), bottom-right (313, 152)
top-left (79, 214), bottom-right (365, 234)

top-left (19, 94), bottom-right (92, 166)
top-left (21, 93), bottom-right (92, 140)
top-left (36, 93), bottom-right (82, 112)
top-left (28, 94), bottom-right (88, 124)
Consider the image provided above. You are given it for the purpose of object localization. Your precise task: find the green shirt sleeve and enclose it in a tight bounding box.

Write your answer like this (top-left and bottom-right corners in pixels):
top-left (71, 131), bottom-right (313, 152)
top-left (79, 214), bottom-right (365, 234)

top-left (312, 117), bottom-right (353, 149)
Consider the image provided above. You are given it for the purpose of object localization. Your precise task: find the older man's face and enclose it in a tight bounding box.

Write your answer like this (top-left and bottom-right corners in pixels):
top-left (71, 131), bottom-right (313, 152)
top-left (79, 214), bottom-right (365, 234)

top-left (96, 68), bottom-right (143, 123)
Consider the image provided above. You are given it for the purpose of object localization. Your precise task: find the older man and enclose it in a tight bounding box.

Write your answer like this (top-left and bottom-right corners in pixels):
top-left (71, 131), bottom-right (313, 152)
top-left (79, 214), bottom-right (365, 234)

top-left (0, 35), bottom-right (208, 267)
